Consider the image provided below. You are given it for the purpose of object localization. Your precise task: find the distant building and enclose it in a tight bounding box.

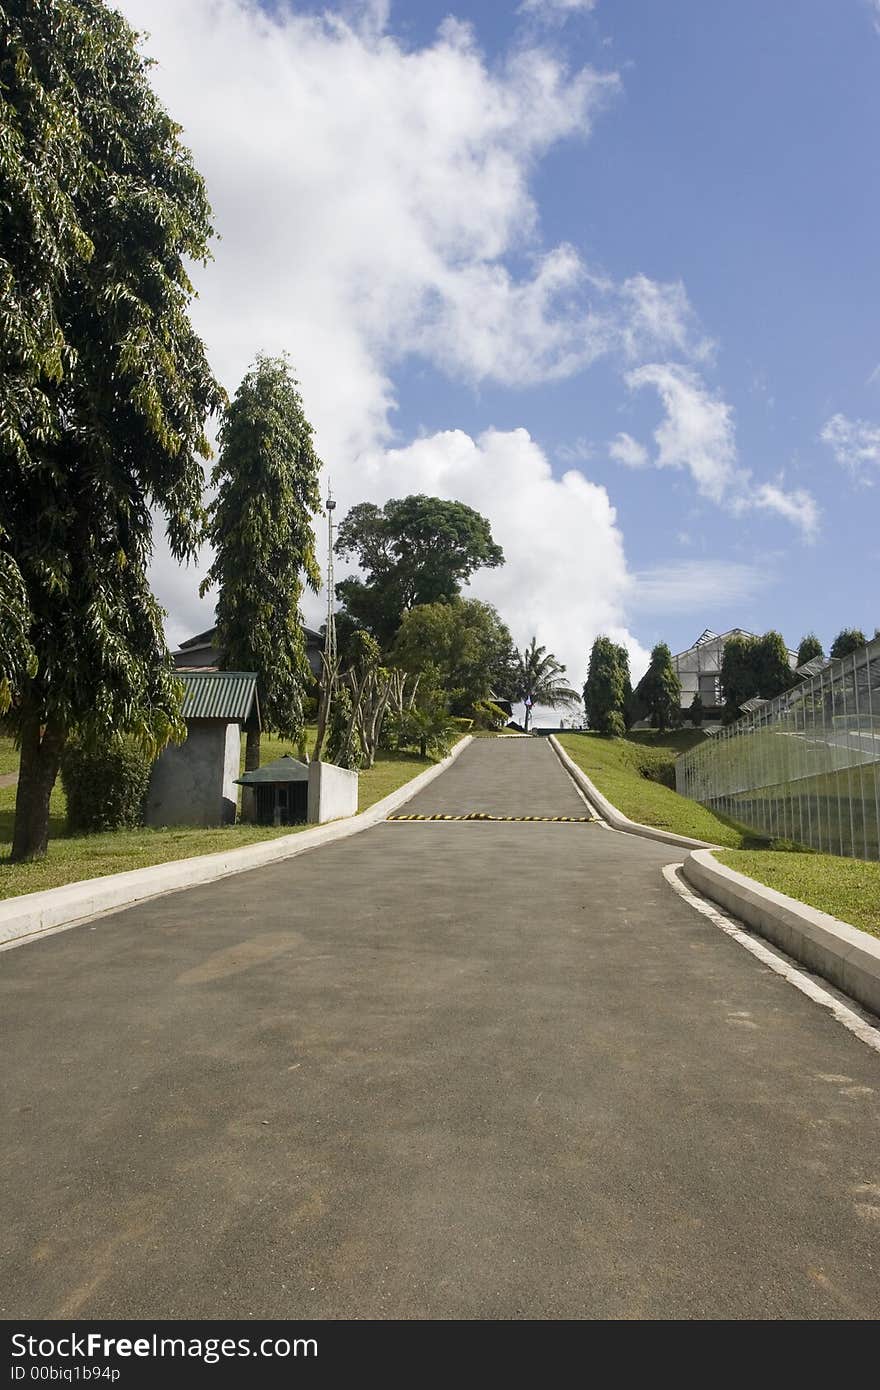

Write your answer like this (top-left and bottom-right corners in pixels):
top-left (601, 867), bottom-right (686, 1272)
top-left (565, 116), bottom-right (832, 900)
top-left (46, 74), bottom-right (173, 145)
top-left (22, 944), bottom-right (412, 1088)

top-left (672, 628), bottom-right (797, 719)
top-left (172, 624), bottom-right (324, 680)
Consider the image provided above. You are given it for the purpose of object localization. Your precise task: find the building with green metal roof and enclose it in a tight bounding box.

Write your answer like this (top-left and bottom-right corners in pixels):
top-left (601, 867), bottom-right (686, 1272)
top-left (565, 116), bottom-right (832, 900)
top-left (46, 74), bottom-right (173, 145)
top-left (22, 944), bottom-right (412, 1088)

top-left (145, 671), bottom-right (260, 829)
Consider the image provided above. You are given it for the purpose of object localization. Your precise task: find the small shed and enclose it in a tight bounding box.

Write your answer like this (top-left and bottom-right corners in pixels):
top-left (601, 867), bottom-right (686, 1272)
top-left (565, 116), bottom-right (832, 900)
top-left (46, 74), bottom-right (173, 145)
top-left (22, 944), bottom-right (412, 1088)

top-left (236, 755), bottom-right (309, 826)
top-left (145, 671), bottom-right (260, 828)
top-left (237, 756), bottom-right (360, 827)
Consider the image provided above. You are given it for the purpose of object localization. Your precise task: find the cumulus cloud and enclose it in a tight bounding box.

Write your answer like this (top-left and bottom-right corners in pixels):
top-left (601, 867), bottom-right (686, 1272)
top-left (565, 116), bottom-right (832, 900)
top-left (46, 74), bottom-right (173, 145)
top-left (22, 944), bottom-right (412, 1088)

top-left (820, 412), bottom-right (880, 483)
top-left (119, 0), bottom-right (624, 462)
top-left (609, 431), bottom-right (649, 469)
top-left (626, 363), bottom-right (819, 537)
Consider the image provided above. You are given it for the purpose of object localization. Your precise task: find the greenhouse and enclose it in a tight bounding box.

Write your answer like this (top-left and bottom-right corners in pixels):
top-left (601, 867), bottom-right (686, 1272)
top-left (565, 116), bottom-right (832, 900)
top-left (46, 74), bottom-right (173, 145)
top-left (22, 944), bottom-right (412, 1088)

top-left (675, 635), bottom-right (880, 861)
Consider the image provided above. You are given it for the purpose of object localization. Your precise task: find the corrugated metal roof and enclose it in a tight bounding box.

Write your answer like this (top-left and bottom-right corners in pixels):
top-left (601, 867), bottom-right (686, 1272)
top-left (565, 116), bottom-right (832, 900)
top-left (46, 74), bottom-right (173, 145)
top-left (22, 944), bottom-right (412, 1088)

top-left (236, 755), bottom-right (309, 785)
top-left (178, 671), bottom-right (260, 724)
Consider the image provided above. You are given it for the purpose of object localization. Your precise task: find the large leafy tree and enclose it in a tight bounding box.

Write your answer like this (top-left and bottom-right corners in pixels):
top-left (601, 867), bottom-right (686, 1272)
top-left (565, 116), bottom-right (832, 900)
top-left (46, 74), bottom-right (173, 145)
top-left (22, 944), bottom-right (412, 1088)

top-left (201, 355), bottom-right (322, 777)
top-left (752, 631), bottom-right (797, 700)
top-left (583, 636), bottom-right (627, 735)
top-left (392, 598), bottom-right (517, 716)
top-left (720, 631), bottom-right (795, 721)
top-left (720, 633), bottom-right (758, 721)
top-left (796, 633), bottom-right (824, 667)
top-left (830, 628), bottom-right (867, 660)
top-left (514, 638), bottom-right (580, 733)
top-left (635, 642), bottom-right (682, 733)
top-left (335, 495), bottom-right (504, 648)
top-left (1, 0), bottom-right (225, 860)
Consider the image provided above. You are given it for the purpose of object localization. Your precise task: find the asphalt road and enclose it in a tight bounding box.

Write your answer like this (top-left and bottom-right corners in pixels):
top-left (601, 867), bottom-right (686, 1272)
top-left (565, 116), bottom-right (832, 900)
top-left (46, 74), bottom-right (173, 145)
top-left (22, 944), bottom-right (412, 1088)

top-left (1, 738), bottom-right (879, 1319)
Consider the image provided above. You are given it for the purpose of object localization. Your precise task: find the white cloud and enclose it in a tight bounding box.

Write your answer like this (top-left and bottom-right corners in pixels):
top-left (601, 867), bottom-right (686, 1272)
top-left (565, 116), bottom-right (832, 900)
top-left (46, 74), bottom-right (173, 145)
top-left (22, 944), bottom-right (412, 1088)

top-left (626, 363), bottom-right (737, 503)
top-left (626, 363), bottom-right (819, 537)
top-left (617, 274), bottom-right (714, 364)
top-left (519, 0), bottom-right (598, 15)
top-left (821, 412), bottom-right (880, 482)
top-left (556, 437), bottom-right (596, 463)
top-left (118, 0), bottom-right (623, 463)
top-left (609, 431), bottom-right (648, 469)
top-left (747, 482), bottom-right (820, 538)
top-left (630, 560), bottom-right (765, 615)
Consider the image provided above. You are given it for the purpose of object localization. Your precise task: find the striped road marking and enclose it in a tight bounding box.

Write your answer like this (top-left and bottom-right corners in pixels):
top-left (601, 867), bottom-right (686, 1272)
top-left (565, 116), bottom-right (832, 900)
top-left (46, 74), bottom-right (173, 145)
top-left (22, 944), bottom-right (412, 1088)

top-left (386, 812), bottom-right (600, 823)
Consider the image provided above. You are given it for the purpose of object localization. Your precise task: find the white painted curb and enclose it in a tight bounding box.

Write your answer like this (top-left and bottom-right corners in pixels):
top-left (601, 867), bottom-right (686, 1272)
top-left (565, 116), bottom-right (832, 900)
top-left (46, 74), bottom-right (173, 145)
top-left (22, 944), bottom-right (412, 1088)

top-left (548, 735), bottom-right (717, 851)
top-left (0, 736), bottom-right (473, 951)
top-left (682, 848), bottom-right (880, 1019)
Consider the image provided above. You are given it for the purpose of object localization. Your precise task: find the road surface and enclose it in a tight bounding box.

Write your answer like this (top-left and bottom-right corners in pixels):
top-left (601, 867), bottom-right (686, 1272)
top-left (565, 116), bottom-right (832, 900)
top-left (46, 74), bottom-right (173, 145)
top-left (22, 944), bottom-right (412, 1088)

top-left (1, 738), bottom-right (878, 1319)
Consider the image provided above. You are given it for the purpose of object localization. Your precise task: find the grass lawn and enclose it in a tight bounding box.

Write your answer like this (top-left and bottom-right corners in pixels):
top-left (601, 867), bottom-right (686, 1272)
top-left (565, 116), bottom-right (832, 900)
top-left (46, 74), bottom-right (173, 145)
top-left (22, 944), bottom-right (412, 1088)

top-left (0, 730), bottom-right (446, 901)
top-left (0, 733), bottom-right (19, 778)
top-left (555, 730), bottom-right (880, 938)
top-left (716, 849), bottom-right (880, 939)
top-left (556, 730), bottom-right (761, 849)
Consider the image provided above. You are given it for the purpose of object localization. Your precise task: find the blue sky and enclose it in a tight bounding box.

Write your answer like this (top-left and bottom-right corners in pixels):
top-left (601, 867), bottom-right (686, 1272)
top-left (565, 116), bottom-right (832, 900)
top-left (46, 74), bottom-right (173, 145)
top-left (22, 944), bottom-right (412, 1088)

top-left (126, 0), bottom-right (880, 682)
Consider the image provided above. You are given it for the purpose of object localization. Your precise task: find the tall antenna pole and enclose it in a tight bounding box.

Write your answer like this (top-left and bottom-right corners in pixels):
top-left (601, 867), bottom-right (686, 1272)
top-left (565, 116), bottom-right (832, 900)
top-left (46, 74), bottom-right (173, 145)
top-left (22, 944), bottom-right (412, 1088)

top-left (325, 483), bottom-right (337, 671)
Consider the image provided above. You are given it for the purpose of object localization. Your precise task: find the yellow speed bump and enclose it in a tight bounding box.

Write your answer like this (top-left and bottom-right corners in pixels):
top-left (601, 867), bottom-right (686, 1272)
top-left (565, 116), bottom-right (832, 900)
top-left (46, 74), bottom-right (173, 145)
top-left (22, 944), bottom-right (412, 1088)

top-left (386, 812), bottom-right (600, 823)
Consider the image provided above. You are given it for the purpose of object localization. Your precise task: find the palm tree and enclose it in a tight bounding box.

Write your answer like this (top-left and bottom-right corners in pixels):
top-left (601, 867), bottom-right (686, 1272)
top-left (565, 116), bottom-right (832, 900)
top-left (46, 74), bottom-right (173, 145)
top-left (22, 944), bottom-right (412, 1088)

top-left (514, 637), bottom-right (581, 732)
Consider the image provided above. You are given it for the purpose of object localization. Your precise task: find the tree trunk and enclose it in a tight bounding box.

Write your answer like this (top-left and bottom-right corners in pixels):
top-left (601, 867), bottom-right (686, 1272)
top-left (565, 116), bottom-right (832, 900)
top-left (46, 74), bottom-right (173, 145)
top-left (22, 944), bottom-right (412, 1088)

top-left (240, 724), bottom-right (261, 822)
top-left (10, 715), bottom-right (65, 862)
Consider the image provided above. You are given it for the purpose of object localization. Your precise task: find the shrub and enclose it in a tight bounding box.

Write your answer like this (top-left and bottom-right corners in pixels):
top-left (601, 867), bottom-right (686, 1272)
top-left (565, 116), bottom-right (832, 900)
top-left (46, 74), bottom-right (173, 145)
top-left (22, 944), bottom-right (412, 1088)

top-left (61, 735), bottom-right (153, 834)
top-left (471, 699), bottom-right (508, 731)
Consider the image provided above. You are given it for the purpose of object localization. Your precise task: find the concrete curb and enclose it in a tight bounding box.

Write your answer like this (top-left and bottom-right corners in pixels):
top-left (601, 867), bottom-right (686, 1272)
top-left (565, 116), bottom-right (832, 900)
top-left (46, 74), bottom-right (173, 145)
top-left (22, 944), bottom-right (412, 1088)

top-left (682, 848), bottom-right (880, 1019)
top-left (548, 735), bottom-right (717, 852)
top-left (0, 736), bottom-right (474, 952)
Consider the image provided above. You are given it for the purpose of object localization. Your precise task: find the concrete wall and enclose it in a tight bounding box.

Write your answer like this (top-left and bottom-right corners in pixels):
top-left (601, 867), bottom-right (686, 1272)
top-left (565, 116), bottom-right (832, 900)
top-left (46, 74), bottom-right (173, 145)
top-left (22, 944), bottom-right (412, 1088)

top-left (146, 721), bottom-right (240, 828)
top-left (308, 760), bottom-right (358, 824)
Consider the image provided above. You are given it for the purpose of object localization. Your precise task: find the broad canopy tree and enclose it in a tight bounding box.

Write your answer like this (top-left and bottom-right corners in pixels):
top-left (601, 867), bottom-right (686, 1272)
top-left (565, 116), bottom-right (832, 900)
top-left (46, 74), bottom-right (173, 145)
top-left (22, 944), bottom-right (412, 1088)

top-left (391, 598), bottom-right (517, 717)
top-left (201, 355), bottom-right (322, 780)
top-left (334, 495), bottom-right (504, 649)
top-left (1, 0), bottom-right (225, 860)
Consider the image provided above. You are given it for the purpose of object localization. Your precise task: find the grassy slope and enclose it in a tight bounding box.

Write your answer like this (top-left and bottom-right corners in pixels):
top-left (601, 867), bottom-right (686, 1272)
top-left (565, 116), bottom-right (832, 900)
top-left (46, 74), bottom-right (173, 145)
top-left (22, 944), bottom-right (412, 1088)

top-left (0, 731), bottom-right (440, 901)
top-left (716, 850), bottom-right (880, 939)
top-left (556, 730), bottom-right (880, 939)
top-left (557, 731), bottom-right (756, 848)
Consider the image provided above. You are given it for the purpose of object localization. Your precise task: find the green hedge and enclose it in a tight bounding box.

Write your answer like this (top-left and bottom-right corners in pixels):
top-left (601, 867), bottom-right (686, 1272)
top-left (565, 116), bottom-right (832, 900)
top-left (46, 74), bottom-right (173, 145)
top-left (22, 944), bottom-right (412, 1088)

top-left (61, 736), bottom-right (153, 834)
